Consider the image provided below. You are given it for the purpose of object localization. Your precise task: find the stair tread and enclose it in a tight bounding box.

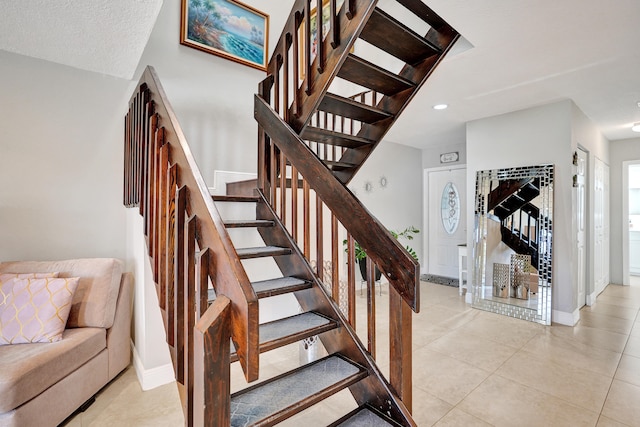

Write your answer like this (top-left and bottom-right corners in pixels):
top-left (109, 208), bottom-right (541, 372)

top-left (360, 8), bottom-right (441, 65)
top-left (324, 160), bottom-right (358, 171)
top-left (230, 312), bottom-right (337, 362)
top-left (230, 355), bottom-right (366, 426)
top-left (338, 55), bottom-right (415, 96)
top-left (318, 93), bottom-right (392, 124)
top-left (331, 407), bottom-right (399, 427)
top-left (302, 126), bottom-right (375, 149)
top-left (224, 219), bottom-right (275, 228)
top-left (252, 276), bottom-right (312, 298)
top-left (212, 195), bottom-right (260, 202)
top-left (236, 246), bottom-right (291, 259)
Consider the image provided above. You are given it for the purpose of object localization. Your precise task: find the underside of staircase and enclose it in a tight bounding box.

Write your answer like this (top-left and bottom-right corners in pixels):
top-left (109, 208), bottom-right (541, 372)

top-left (123, 0), bottom-right (459, 425)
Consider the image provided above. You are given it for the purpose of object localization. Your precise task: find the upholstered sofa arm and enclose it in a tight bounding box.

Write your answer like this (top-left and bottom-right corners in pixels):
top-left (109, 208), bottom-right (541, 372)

top-left (106, 272), bottom-right (134, 381)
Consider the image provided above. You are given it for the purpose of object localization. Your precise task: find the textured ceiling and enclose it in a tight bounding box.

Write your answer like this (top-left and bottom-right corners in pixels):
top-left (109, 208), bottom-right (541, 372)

top-left (0, 0), bottom-right (162, 79)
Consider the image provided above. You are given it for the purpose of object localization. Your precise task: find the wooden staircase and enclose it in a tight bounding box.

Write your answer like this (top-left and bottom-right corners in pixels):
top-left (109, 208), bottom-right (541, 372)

top-left (123, 0), bottom-right (459, 425)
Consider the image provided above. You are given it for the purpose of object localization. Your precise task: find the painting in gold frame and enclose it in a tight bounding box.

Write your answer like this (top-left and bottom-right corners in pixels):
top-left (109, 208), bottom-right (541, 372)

top-left (180, 0), bottom-right (269, 72)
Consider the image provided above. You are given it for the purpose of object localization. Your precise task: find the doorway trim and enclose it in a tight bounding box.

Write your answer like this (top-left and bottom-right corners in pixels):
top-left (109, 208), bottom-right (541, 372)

top-left (622, 160), bottom-right (640, 286)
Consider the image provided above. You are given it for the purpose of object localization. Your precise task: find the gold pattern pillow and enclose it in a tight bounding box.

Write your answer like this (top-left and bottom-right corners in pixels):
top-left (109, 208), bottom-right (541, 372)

top-left (0, 277), bottom-right (79, 345)
top-left (0, 272), bottom-right (59, 305)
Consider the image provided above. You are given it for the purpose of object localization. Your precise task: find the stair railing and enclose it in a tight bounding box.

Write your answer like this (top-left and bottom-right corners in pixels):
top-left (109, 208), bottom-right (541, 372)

top-left (265, 0), bottom-right (377, 133)
top-left (124, 66), bottom-right (259, 425)
top-left (255, 94), bottom-right (418, 408)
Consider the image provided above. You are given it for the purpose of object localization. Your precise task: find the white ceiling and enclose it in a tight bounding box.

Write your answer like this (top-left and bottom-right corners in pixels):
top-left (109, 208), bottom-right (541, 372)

top-left (386, 0), bottom-right (640, 148)
top-left (0, 0), bottom-right (638, 147)
top-left (0, 0), bottom-right (162, 80)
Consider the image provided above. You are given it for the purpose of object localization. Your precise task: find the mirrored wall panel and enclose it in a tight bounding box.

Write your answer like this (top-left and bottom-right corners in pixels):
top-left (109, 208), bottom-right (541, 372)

top-left (472, 165), bottom-right (554, 325)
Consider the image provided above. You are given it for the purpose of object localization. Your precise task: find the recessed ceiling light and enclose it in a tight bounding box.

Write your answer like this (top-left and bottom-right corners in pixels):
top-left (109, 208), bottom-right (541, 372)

top-left (433, 104), bottom-right (448, 110)
top-left (632, 123), bottom-right (640, 132)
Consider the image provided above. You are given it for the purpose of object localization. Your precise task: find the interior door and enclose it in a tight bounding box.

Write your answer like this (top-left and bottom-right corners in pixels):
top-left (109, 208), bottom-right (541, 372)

top-left (427, 167), bottom-right (466, 278)
top-left (577, 148), bottom-right (587, 307)
top-left (594, 157), bottom-right (609, 295)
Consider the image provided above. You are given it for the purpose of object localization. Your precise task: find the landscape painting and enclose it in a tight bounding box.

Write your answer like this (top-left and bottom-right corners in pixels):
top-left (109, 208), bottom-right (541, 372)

top-left (180, 0), bottom-right (269, 71)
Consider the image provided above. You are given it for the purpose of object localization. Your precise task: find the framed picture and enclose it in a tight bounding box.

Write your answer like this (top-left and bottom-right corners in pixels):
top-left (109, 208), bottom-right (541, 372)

top-left (299, 0), bottom-right (345, 78)
top-left (180, 0), bottom-right (269, 71)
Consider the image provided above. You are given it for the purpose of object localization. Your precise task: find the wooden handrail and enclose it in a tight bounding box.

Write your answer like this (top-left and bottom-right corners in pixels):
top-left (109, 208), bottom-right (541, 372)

top-left (124, 66), bottom-right (259, 422)
top-left (255, 94), bottom-right (420, 311)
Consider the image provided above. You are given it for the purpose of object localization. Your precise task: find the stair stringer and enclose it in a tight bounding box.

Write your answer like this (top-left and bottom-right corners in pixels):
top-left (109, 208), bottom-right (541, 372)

top-left (254, 191), bottom-right (416, 426)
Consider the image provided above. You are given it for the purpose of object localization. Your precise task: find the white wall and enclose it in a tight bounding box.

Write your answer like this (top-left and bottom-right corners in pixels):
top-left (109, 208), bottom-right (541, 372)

top-left (610, 138), bottom-right (640, 284)
top-left (466, 100), bottom-right (576, 323)
top-left (349, 141), bottom-right (424, 263)
top-left (0, 50), bottom-right (131, 262)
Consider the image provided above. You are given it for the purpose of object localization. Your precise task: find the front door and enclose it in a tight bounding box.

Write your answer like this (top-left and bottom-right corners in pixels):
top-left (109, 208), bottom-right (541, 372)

top-left (426, 167), bottom-right (466, 278)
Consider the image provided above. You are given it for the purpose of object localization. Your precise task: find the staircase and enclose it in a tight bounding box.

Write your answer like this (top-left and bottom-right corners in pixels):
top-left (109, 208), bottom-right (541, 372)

top-left (123, 0), bottom-right (459, 425)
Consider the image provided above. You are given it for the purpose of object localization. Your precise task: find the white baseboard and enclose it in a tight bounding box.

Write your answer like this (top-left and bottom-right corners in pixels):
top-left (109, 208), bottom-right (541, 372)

top-left (552, 308), bottom-right (580, 326)
top-left (586, 291), bottom-right (598, 306)
top-left (131, 341), bottom-right (175, 391)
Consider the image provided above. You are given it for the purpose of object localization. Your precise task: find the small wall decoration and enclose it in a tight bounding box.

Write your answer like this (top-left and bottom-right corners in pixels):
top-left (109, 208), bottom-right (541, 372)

top-left (440, 181), bottom-right (460, 234)
top-left (180, 0), bottom-right (269, 71)
top-left (440, 151), bottom-right (459, 164)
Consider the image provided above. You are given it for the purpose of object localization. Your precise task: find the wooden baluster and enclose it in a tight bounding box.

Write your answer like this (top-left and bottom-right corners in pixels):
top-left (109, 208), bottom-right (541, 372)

top-left (283, 36), bottom-right (290, 122)
top-left (347, 234), bottom-right (356, 327)
top-left (304, 0), bottom-right (312, 95)
top-left (270, 144), bottom-right (277, 209)
top-left (158, 142), bottom-right (170, 311)
top-left (132, 93), bottom-right (139, 207)
top-left (150, 124), bottom-right (162, 283)
top-left (347, 0), bottom-right (355, 19)
top-left (330, 0), bottom-right (339, 48)
top-left (197, 248), bottom-right (211, 319)
top-left (124, 114), bottom-right (130, 206)
top-left (389, 285), bottom-right (413, 412)
top-left (142, 99), bottom-right (153, 237)
top-left (175, 185), bottom-right (188, 384)
top-left (184, 215), bottom-right (197, 426)
top-left (292, 166), bottom-right (299, 243)
top-left (280, 151), bottom-right (287, 227)
top-left (274, 55), bottom-right (281, 115)
top-left (166, 164), bottom-right (178, 345)
top-left (293, 12), bottom-right (301, 116)
top-left (194, 296), bottom-right (231, 426)
top-left (257, 78), bottom-right (272, 199)
top-left (316, 195), bottom-right (324, 281)
top-left (366, 256), bottom-right (376, 358)
top-left (317, 0), bottom-right (325, 73)
top-left (303, 181), bottom-right (311, 259)
top-left (331, 214), bottom-right (340, 304)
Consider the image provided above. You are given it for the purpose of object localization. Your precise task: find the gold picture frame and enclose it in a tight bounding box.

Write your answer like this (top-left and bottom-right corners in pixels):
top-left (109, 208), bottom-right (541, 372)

top-left (180, 0), bottom-right (269, 72)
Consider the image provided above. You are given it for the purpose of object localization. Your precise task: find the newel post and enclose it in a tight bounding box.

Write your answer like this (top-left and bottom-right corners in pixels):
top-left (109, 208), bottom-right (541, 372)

top-left (389, 285), bottom-right (413, 412)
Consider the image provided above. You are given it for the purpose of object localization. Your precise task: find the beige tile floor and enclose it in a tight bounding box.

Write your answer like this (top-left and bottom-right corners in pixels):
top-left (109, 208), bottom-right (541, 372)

top-left (64, 277), bottom-right (640, 426)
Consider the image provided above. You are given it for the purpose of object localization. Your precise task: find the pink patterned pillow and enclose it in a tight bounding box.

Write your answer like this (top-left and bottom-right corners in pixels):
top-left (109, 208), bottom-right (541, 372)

top-left (0, 277), bottom-right (79, 345)
top-left (0, 272), bottom-right (59, 305)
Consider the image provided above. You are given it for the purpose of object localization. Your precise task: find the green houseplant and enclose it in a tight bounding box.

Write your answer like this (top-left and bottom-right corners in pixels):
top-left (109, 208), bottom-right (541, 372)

top-left (344, 226), bottom-right (420, 281)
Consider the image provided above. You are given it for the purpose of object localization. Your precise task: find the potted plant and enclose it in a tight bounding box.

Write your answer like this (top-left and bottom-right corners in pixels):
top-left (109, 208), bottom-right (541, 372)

top-left (344, 226), bottom-right (419, 281)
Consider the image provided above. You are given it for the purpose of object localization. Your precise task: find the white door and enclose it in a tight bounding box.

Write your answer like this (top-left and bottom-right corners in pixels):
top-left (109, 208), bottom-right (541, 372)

top-left (594, 157), bottom-right (609, 296)
top-left (577, 148), bottom-right (587, 307)
top-left (426, 167), bottom-right (466, 278)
